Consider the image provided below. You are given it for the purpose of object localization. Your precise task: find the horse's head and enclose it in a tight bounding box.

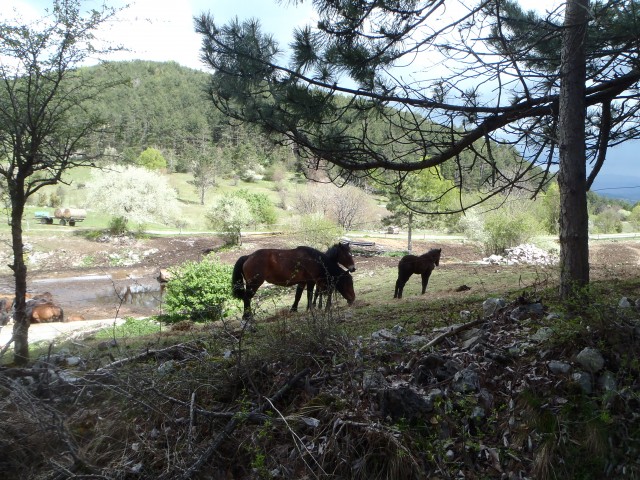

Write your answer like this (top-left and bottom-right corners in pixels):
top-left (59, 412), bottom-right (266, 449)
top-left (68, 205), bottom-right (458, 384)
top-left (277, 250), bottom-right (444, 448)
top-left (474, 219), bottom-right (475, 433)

top-left (336, 271), bottom-right (356, 305)
top-left (433, 248), bottom-right (442, 266)
top-left (335, 242), bottom-right (356, 272)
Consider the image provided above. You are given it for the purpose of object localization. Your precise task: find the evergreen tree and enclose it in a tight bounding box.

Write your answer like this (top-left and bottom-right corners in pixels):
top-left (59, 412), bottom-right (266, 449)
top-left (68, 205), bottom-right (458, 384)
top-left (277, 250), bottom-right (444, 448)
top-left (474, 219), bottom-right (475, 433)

top-left (195, 0), bottom-right (640, 298)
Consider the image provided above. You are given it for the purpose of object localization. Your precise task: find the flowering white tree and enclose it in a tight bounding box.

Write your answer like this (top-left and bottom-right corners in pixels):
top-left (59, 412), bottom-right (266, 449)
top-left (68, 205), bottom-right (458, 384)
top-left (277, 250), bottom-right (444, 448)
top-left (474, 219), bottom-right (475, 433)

top-left (86, 165), bottom-right (180, 231)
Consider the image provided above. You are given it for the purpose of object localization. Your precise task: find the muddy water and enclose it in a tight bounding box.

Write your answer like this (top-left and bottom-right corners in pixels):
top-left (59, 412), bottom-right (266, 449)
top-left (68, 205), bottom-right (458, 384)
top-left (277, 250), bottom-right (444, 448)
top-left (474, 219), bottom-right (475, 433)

top-left (0, 268), bottom-right (164, 321)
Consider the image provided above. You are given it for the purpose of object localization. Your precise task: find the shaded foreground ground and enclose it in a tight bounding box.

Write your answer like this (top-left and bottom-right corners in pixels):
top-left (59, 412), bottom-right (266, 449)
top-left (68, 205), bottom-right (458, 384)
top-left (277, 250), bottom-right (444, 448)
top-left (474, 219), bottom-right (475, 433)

top-left (0, 233), bottom-right (639, 479)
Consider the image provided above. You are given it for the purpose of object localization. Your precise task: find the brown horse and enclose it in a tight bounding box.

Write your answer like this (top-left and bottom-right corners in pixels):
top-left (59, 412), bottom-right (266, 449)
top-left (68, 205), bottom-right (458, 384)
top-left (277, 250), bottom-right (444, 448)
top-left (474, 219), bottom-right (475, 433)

top-left (232, 246), bottom-right (356, 319)
top-left (394, 248), bottom-right (442, 299)
top-left (27, 301), bottom-right (64, 323)
top-left (0, 292), bottom-right (54, 325)
top-left (291, 242), bottom-right (356, 312)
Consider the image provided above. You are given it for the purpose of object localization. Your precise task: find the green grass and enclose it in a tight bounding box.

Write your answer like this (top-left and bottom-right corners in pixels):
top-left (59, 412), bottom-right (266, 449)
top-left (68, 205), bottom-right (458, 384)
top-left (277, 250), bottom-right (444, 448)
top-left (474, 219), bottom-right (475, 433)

top-left (93, 317), bottom-right (164, 340)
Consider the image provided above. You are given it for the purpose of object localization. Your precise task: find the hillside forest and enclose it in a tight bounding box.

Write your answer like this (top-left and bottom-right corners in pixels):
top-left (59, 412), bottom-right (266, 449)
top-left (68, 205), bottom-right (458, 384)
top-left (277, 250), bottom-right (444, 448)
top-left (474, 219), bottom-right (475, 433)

top-left (15, 60), bottom-right (640, 248)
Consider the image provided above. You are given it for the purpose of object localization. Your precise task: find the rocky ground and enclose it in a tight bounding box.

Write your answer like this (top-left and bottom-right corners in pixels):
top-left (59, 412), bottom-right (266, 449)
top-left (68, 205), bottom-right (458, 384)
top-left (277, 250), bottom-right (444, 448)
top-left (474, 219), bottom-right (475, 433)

top-left (1, 233), bottom-right (640, 478)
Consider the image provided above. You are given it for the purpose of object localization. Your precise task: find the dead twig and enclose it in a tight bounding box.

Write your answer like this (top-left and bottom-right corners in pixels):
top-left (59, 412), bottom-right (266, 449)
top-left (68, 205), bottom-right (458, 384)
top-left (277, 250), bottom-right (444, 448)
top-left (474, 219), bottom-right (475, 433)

top-left (171, 367), bottom-right (311, 480)
top-left (265, 397), bottom-right (325, 479)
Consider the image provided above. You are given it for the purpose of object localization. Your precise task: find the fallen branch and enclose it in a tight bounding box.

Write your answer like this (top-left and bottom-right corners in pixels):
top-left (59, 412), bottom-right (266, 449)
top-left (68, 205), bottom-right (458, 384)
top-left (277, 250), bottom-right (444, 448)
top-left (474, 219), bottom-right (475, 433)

top-left (419, 318), bottom-right (486, 352)
top-left (0, 366), bottom-right (51, 378)
top-left (97, 343), bottom-right (201, 370)
top-left (172, 367), bottom-right (311, 480)
top-left (0, 333), bottom-right (14, 357)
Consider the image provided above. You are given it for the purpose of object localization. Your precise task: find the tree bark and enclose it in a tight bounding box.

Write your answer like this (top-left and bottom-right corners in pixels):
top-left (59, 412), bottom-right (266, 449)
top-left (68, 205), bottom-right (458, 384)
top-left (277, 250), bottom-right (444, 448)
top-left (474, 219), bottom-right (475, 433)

top-left (558, 0), bottom-right (590, 299)
top-left (10, 179), bottom-right (29, 365)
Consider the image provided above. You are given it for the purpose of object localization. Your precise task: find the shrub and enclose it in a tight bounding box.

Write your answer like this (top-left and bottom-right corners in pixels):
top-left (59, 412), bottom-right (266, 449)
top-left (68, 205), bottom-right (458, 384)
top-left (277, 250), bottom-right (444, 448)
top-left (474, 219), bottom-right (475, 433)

top-left (289, 213), bottom-right (344, 249)
top-left (109, 216), bottom-right (128, 235)
top-left (265, 162), bottom-right (287, 182)
top-left (541, 182), bottom-right (561, 234)
top-left (630, 205), bottom-right (640, 230)
top-left (460, 201), bottom-right (541, 254)
top-left (36, 193), bottom-right (47, 207)
top-left (240, 165), bottom-right (265, 182)
top-left (206, 196), bottom-right (254, 245)
top-left (593, 208), bottom-right (623, 234)
top-left (136, 147), bottom-right (167, 170)
top-left (162, 257), bottom-right (236, 322)
top-left (482, 209), bottom-right (540, 254)
top-left (49, 192), bottom-right (62, 208)
top-left (233, 189), bottom-right (277, 225)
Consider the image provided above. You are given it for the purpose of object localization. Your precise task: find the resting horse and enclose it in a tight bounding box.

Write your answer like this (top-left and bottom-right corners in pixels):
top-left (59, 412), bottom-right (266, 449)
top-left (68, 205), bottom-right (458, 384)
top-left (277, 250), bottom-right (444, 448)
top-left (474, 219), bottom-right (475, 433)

top-left (232, 246), bottom-right (356, 320)
top-left (291, 242), bottom-right (356, 312)
top-left (394, 248), bottom-right (442, 299)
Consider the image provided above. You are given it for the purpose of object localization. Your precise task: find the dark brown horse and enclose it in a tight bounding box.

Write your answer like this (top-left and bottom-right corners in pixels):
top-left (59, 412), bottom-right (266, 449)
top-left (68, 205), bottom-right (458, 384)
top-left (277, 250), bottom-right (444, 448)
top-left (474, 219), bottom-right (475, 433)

top-left (394, 248), bottom-right (442, 299)
top-left (291, 242), bottom-right (356, 312)
top-left (232, 246), bottom-right (356, 319)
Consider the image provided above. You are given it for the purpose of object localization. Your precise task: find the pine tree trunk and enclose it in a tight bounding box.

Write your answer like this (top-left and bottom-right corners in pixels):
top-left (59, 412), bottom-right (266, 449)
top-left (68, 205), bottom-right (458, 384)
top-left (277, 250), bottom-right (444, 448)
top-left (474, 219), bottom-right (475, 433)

top-left (558, 0), bottom-right (590, 299)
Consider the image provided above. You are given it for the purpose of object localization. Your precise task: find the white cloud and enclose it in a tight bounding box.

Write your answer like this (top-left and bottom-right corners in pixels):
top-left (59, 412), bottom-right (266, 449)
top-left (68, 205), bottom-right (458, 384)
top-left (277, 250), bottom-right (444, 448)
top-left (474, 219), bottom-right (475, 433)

top-left (99, 0), bottom-right (202, 69)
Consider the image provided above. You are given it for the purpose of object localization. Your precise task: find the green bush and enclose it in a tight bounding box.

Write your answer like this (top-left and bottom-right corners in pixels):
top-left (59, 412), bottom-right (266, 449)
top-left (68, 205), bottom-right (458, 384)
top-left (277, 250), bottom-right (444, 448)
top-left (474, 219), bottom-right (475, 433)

top-left (630, 205), bottom-right (640, 231)
top-left (460, 201), bottom-right (541, 255)
top-left (482, 209), bottom-right (540, 254)
top-left (109, 216), bottom-right (128, 235)
top-left (290, 213), bottom-right (344, 249)
top-left (162, 257), bottom-right (236, 322)
top-left (233, 189), bottom-right (277, 226)
top-left (593, 208), bottom-right (623, 234)
top-left (136, 147), bottom-right (167, 170)
top-left (49, 192), bottom-right (62, 208)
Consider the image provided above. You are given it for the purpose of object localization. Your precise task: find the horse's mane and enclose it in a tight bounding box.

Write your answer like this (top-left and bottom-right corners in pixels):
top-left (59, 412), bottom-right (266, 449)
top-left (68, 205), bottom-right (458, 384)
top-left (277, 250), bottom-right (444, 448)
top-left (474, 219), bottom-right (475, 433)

top-left (296, 245), bottom-right (348, 277)
top-left (325, 242), bottom-right (348, 259)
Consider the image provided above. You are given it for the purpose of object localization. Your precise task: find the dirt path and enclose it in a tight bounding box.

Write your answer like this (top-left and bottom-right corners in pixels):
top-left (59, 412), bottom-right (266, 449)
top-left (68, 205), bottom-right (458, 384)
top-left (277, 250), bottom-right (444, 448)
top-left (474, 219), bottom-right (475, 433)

top-left (0, 318), bottom-right (125, 347)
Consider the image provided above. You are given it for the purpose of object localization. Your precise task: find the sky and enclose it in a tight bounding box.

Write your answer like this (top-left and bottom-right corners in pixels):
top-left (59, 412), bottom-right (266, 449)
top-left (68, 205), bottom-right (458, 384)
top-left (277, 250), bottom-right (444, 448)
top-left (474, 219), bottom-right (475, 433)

top-left (4, 0), bottom-right (317, 71)
top-left (5, 0), bottom-right (638, 196)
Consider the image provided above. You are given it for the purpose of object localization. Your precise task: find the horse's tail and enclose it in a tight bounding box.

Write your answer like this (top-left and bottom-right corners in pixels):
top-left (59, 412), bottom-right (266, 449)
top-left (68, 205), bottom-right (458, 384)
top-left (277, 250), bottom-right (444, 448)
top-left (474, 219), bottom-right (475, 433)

top-left (232, 256), bottom-right (248, 299)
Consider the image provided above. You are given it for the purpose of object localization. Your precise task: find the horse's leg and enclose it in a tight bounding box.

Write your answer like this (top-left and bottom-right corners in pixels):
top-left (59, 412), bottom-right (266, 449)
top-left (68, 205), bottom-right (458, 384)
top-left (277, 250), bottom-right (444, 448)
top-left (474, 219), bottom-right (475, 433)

top-left (306, 281), bottom-right (314, 310)
top-left (324, 287), bottom-right (333, 310)
top-left (315, 286), bottom-right (323, 309)
top-left (291, 283), bottom-right (305, 312)
top-left (395, 273), bottom-right (410, 299)
top-left (243, 279), bottom-right (262, 320)
top-left (421, 270), bottom-right (432, 294)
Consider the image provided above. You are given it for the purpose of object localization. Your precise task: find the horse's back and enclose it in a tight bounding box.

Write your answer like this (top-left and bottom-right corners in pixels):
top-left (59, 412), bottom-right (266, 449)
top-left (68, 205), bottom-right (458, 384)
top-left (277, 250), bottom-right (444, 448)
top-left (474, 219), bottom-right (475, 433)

top-left (243, 247), bottom-right (325, 286)
top-left (28, 301), bottom-right (64, 323)
top-left (398, 254), bottom-right (419, 270)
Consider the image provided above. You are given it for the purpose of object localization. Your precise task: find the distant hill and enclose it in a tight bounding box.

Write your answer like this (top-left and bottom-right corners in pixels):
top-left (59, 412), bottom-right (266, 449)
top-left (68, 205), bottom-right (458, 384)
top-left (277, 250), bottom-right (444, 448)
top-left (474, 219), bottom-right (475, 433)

top-left (591, 173), bottom-right (640, 204)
